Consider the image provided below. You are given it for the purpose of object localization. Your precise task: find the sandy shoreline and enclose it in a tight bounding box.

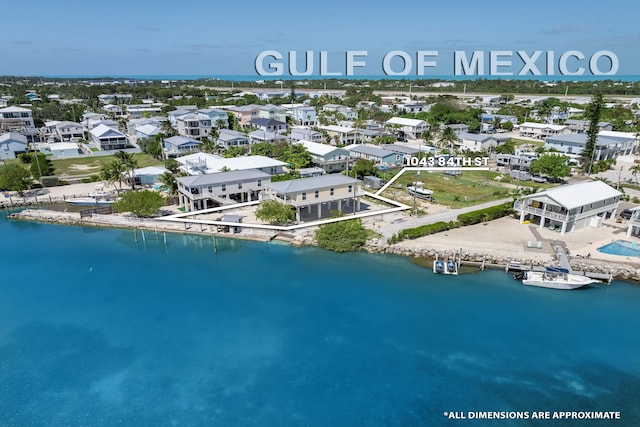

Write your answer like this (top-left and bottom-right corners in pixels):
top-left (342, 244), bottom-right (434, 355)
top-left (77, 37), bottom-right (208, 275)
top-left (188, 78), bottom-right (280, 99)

top-left (9, 207), bottom-right (640, 282)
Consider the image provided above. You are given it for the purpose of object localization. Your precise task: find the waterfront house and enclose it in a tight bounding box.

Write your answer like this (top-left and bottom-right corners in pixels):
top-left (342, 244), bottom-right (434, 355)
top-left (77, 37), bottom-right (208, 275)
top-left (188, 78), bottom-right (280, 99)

top-left (514, 180), bottom-right (621, 234)
top-left (217, 129), bottom-right (250, 149)
top-left (346, 144), bottom-right (403, 167)
top-left (261, 174), bottom-right (363, 223)
top-left (176, 153), bottom-right (287, 176)
top-left (177, 169), bottom-right (272, 210)
top-left (518, 122), bottom-right (570, 139)
top-left (163, 136), bottom-right (201, 158)
top-left (295, 140), bottom-right (350, 173)
top-left (126, 166), bottom-right (170, 187)
top-left (385, 117), bottom-right (429, 139)
top-left (89, 124), bottom-right (128, 150)
top-left (290, 128), bottom-right (322, 143)
top-left (625, 207), bottom-right (640, 237)
top-left (0, 132), bottom-right (27, 160)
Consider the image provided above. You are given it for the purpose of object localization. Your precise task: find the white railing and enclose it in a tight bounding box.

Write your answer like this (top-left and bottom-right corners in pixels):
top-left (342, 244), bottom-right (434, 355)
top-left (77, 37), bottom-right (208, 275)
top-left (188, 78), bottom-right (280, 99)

top-left (513, 202), bottom-right (569, 221)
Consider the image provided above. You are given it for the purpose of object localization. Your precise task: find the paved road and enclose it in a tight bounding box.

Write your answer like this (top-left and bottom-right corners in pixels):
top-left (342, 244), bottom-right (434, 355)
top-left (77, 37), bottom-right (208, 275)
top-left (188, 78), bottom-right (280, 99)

top-left (379, 197), bottom-right (513, 239)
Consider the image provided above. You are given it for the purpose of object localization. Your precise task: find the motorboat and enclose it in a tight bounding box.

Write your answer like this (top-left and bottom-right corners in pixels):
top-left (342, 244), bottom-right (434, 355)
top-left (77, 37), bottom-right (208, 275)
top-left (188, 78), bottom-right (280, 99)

top-left (407, 183), bottom-right (433, 200)
top-left (514, 267), bottom-right (599, 290)
top-left (67, 197), bottom-right (117, 207)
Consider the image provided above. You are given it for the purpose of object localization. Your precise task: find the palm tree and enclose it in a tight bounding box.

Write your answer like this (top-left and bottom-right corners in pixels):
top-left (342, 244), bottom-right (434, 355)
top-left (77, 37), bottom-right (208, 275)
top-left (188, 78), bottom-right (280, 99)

top-left (100, 161), bottom-right (126, 191)
top-left (420, 129), bottom-right (434, 156)
top-left (158, 172), bottom-right (178, 204)
top-left (115, 151), bottom-right (138, 190)
top-left (439, 126), bottom-right (458, 151)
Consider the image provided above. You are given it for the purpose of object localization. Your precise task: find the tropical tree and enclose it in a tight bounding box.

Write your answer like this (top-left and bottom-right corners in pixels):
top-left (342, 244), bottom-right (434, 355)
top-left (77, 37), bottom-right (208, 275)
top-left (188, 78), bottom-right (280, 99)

top-left (315, 217), bottom-right (368, 252)
top-left (439, 126), bottom-right (458, 150)
top-left (158, 172), bottom-right (178, 203)
top-left (530, 154), bottom-right (570, 180)
top-left (114, 151), bottom-right (138, 189)
top-left (583, 93), bottom-right (604, 175)
top-left (0, 164), bottom-right (32, 195)
top-left (200, 136), bottom-right (217, 154)
top-left (113, 190), bottom-right (165, 218)
top-left (100, 160), bottom-right (126, 191)
top-left (255, 200), bottom-right (295, 225)
top-left (164, 158), bottom-right (180, 174)
top-left (349, 159), bottom-right (378, 179)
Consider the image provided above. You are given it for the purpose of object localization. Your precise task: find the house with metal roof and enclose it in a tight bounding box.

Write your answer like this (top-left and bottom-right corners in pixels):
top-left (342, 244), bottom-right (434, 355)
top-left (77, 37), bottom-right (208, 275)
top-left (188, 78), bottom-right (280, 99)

top-left (0, 132), bottom-right (27, 160)
top-left (518, 122), bottom-right (570, 140)
top-left (177, 169), bottom-right (272, 210)
top-left (163, 136), bottom-right (201, 158)
top-left (248, 129), bottom-right (288, 145)
top-left (250, 118), bottom-right (288, 133)
top-left (262, 174), bottom-right (363, 222)
top-left (89, 124), bottom-right (128, 150)
top-left (217, 129), bottom-right (250, 149)
top-left (514, 181), bottom-right (621, 234)
top-left (0, 106), bottom-right (35, 132)
top-left (456, 132), bottom-right (498, 152)
top-left (290, 127), bottom-right (322, 143)
top-left (346, 144), bottom-right (403, 167)
top-left (385, 117), bottom-right (429, 139)
top-left (295, 140), bottom-right (350, 173)
top-left (176, 153), bottom-right (287, 176)
top-left (544, 133), bottom-right (634, 161)
top-left (258, 104), bottom-right (287, 122)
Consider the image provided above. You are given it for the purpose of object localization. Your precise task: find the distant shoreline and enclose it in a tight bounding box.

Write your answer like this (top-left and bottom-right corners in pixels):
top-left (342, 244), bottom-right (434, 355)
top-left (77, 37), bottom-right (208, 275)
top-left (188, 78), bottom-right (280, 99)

top-left (3, 74), bottom-right (640, 83)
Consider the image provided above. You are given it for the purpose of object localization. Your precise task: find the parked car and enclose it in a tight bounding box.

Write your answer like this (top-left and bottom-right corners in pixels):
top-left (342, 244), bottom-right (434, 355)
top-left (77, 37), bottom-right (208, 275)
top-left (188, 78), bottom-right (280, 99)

top-left (620, 209), bottom-right (633, 219)
top-left (396, 136), bottom-right (407, 142)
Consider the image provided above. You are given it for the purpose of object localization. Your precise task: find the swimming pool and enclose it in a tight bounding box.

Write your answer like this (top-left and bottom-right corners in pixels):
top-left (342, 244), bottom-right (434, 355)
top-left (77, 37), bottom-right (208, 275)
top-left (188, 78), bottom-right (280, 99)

top-left (597, 240), bottom-right (640, 257)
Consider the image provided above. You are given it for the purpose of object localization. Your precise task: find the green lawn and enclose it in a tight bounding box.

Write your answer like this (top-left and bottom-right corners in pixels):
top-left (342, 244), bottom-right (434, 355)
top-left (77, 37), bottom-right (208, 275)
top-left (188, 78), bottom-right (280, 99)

top-left (385, 170), bottom-right (556, 208)
top-left (52, 153), bottom-right (163, 176)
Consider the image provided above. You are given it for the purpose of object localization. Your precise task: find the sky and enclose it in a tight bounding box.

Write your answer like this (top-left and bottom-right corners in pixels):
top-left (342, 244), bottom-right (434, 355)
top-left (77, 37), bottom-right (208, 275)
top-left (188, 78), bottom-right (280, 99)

top-left (2, 0), bottom-right (639, 78)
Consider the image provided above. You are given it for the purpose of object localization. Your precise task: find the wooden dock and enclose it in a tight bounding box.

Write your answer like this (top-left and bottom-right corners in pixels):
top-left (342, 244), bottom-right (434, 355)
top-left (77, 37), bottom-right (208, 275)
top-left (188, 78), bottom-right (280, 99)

top-left (455, 245), bottom-right (612, 284)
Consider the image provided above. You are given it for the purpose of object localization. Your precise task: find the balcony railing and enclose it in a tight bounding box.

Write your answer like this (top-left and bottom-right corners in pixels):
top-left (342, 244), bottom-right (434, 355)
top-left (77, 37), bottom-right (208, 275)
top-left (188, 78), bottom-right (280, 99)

top-left (262, 189), bottom-right (364, 208)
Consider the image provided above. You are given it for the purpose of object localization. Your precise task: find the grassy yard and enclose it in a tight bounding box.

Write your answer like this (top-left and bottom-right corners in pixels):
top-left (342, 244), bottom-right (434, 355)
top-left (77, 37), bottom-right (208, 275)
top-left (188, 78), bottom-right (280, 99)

top-left (384, 170), bottom-right (556, 208)
top-left (52, 153), bottom-right (163, 176)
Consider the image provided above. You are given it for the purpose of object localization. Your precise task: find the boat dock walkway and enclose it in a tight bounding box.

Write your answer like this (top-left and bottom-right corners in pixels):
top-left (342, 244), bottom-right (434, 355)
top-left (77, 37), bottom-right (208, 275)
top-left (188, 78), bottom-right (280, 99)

top-left (449, 245), bottom-right (612, 284)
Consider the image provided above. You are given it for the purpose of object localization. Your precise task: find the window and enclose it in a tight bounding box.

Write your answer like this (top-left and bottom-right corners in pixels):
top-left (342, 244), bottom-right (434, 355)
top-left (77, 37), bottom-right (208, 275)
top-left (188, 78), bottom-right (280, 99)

top-left (302, 192), bottom-right (307, 201)
top-left (348, 185), bottom-right (353, 193)
top-left (257, 179), bottom-right (262, 187)
top-left (221, 184), bottom-right (226, 192)
top-left (314, 190), bottom-right (319, 199)
top-left (330, 188), bottom-right (335, 196)
top-left (238, 182), bottom-right (243, 189)
top-left (207, 186), bottom-right (213, 193)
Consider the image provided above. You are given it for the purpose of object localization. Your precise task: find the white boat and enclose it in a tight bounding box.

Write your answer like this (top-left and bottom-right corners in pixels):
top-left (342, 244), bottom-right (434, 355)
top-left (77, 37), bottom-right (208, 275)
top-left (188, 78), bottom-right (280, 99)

top-left (407, 184), bottom-right (433, 200)
top-left (67, 197), bottom-right (117, 207)
top-left (515, 268), bottom-right (599, 290)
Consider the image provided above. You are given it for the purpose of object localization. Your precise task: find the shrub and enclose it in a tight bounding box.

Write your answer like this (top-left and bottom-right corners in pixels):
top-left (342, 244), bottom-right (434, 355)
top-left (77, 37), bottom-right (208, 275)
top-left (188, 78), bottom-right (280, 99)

top-left (389, 221), bottom-right (459, 244)
top-left (457, 202), bottom-right (514, 226)
top-left (315, 218), bottom-right (368, 252)
top-left (40, 176), bottom-right (59, 187)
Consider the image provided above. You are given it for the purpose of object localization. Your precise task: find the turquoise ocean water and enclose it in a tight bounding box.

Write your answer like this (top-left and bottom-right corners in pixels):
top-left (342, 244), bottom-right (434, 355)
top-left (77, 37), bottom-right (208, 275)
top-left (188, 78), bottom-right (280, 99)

top-left (1, 214), bottom-right (639, 426)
